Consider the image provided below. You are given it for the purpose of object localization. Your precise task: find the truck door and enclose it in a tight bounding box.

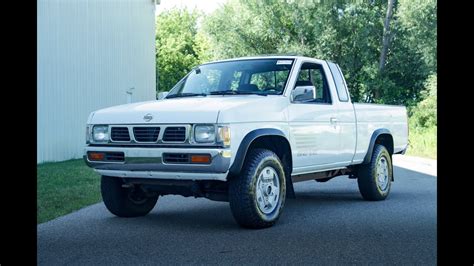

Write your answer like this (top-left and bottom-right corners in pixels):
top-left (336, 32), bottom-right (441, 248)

top-left (287, 61), bottom-right (342, 172)
top-left (327, 61), bottom-right (357, 165)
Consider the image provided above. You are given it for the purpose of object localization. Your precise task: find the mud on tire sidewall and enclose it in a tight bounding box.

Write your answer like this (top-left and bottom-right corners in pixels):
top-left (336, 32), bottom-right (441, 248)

top-left (253, 158), bottom-right (286, 222)
top-left (229, 149), bottom-right (286, 228)
top-left (357, 145), bottom-right (393, 201)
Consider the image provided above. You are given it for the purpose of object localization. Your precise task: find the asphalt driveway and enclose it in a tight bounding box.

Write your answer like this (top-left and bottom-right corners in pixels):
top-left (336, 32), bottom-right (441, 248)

top-left (38, 155), bottom-right (436, 265)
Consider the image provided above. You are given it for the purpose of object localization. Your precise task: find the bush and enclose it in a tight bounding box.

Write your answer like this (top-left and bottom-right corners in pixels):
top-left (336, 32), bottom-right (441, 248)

top-left (407, 125), bottom-right (437, 159)
top-left (406, 74), bottom-right (437, 159)
top-left (409, 74), bottom-right (437, 129)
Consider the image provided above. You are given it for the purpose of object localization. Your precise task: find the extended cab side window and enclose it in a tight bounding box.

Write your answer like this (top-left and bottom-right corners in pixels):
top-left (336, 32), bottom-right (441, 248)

top-left (293, 63), bottom-right (331, 104)
top-left (327, 62), bottom-right (349, 102)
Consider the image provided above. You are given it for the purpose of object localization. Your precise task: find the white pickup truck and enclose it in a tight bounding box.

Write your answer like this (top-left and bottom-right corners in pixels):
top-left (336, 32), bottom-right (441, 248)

top-left (84, 56), bottom-right (408, 228)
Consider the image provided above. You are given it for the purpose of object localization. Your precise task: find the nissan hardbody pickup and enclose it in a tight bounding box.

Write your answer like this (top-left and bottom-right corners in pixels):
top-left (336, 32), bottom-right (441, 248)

top-left (84, 56), bottom-right (408, 228)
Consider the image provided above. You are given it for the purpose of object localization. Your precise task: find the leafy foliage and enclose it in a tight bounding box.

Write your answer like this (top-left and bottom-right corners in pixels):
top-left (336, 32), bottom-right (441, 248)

top-left (155, 9), bottom-right (209, 93)
top-left (397, 0), bottom-right (437, 72)
top-left (407, 124), bottom-right (436, 159)
top-left (410, 74), bottom-right (437, 129)
top-left (198, 0), bottom-right (436, 106)
top-left (155, 0), bottom-right (436, 111)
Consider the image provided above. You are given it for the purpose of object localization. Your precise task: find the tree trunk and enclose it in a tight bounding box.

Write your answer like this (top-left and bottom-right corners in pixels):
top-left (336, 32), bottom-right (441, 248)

top-left (375, 0), bottom-right (395, 99)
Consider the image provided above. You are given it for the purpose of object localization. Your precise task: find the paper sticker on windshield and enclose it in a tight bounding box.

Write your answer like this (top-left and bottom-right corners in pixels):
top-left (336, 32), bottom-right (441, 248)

top-left (276, 60), bottom-right (292, 65)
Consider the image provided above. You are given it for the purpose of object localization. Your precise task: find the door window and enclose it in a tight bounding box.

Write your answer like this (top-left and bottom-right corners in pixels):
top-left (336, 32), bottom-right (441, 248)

top-left (293, 63), bottom-right (331, 104)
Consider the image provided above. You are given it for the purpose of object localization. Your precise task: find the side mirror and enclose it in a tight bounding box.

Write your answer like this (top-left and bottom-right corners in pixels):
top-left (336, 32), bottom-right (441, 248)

top-left (157, 91), bottom-right (169, 100)
top-left (291, 86), bottom-right (316, 102)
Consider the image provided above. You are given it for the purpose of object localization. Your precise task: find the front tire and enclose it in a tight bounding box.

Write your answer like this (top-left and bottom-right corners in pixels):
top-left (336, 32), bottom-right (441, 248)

top-left (229, 149), bottom-right (286, 229)
top-left (357, 144), bottom-right (393, 201)
top-left (101, 175), bottom-right (159, 217)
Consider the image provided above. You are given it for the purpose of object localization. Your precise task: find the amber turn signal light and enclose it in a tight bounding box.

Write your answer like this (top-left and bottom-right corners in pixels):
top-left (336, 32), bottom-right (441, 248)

top-left (190, 154), bottom-right (211, 164)
top-left (88, 152), bottom-right (105, 161)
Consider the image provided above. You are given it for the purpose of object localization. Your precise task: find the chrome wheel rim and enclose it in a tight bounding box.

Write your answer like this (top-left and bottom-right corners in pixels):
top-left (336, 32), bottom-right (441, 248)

top-left (376, 156), bottom-right (390, 192)
top-left (256, 166), bottom-right (280, 214)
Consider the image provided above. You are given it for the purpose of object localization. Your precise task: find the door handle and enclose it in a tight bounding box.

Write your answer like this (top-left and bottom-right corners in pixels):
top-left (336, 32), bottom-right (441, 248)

top-left (330, 117), bottom-right (338, 124)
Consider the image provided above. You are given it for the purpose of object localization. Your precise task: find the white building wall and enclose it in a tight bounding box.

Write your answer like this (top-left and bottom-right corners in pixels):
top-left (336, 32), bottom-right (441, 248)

top-left (37, 0), bottom-right (157, 163)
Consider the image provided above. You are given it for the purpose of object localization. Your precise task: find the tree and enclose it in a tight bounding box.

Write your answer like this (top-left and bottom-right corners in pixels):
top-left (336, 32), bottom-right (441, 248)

top-left (155, 9), bottom-right (209, 93)
top-left (376, 0), bottom-right (396, 99)
top-left (157, 0), bottom-right (437, 107)
top-left (396, 0), bottom-right (437, 73)
top-left (202, 0), bottom-right (389, 103)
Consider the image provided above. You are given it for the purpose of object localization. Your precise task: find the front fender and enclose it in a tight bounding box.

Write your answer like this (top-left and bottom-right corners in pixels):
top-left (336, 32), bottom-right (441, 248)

top-left (228, 128), bottom-right (286, 175)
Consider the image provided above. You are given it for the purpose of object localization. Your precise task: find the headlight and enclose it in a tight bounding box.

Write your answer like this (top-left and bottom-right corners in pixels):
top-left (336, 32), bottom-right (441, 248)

top-left (194, 125), bottom-right (215, 143)
top-left (217, 125), bottom-right (231, 147)
top-left (92, 125), bottom-right (109, 142)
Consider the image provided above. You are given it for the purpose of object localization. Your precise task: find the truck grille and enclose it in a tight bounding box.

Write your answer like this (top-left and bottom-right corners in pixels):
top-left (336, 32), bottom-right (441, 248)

top-left (133, 127), bottom-right (160, 142)
top-left (98, 124), bottom-right (190, 145)
top-left (162, 127), bottom-right (186, 142)
top-left (110, 127), bottom-right (130, 142)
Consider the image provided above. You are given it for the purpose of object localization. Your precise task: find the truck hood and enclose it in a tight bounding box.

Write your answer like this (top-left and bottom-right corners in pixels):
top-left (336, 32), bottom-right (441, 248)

top-left (88, 95), bottom-right (288, 124)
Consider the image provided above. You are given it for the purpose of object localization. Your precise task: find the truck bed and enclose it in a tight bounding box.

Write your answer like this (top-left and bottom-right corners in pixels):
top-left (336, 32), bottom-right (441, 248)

top-left (352, 103), bottom-right (408, 164)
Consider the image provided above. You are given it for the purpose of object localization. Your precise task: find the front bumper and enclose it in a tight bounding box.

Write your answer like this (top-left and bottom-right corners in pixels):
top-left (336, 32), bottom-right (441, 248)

top-left (84, 146), bottom-right (231, 181)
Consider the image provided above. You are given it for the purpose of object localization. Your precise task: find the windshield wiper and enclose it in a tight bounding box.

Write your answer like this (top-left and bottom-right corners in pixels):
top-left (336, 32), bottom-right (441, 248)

top-left (166, 92), bottom-right (207, 99)
top-left (210, 90), bottom-right (267, 96)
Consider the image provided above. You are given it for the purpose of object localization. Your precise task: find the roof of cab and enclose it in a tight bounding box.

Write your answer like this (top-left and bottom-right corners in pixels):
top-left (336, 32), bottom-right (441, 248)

top-left (201, 55), bottom-right (321, 65)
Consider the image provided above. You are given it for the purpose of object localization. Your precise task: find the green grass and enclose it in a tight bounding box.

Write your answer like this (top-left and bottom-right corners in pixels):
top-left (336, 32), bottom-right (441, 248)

top-left (37, 159), bottom-right (101, 224)
top-left (406, 125), bottom-right (437, 159)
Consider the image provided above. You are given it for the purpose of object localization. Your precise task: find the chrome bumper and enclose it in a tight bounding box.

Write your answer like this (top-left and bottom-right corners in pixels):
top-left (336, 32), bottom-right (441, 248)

top-left (84, 146), bottom-right (231, 181)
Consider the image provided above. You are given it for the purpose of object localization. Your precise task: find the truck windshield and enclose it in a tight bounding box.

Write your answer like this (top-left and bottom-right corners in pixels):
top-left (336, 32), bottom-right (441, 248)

top-left (166, 59), bottom-right (295, 98)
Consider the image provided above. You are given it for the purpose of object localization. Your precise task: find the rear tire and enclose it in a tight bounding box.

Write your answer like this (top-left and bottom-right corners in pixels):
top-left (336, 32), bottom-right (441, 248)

top-left (357, 144), bottom-right (393, 201)
top-left (101, 175), bottom-right (158, 217)
top-left (229, 149), bottom-right (286, 229)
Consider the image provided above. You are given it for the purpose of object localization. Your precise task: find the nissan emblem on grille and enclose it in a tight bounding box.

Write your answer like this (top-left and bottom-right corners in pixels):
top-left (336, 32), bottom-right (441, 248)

top-left (143, 113), bottom-right (153, 122)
